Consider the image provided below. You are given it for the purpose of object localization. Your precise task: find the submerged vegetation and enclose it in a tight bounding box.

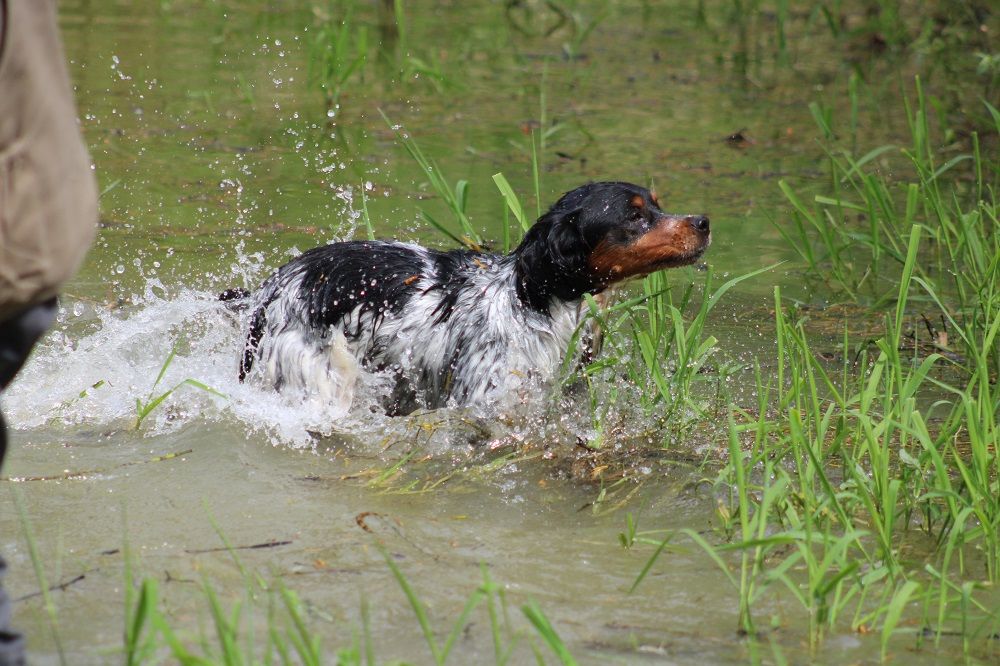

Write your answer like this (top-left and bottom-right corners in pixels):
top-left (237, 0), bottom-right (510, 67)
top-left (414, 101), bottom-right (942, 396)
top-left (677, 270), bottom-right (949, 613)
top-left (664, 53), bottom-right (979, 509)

top-left (6, 0), bottom-right (1000, 663)
top-left (118, 546), bottom-right (578, 666)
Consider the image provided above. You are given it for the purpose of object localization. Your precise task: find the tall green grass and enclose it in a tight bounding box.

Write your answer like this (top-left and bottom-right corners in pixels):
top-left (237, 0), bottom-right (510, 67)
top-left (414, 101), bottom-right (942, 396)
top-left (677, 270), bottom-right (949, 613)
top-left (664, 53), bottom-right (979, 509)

top-left (778, 80), bottom-right (999, 317)
top-left (634, 273), bottom-right (998, 657)
top-left (631, 79), bottom-right (1000, 661)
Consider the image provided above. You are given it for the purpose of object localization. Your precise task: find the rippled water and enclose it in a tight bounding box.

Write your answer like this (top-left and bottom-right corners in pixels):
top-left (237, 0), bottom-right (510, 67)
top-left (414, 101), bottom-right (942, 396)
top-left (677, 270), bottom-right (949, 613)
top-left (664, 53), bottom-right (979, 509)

top-left (1, 1), bottom-right (987, 663)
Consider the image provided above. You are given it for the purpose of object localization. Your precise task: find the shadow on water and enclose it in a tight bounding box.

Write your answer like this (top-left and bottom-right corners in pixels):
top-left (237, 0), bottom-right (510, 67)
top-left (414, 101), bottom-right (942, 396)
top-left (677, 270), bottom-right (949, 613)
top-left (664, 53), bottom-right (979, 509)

top-left (1, 0), bottom-right (997, 663)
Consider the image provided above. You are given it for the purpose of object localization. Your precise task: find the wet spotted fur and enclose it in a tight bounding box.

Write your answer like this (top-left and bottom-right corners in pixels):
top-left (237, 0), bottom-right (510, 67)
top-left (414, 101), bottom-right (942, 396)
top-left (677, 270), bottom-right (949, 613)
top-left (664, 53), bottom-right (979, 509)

top-left (234, 182), bottom-right (710, 415)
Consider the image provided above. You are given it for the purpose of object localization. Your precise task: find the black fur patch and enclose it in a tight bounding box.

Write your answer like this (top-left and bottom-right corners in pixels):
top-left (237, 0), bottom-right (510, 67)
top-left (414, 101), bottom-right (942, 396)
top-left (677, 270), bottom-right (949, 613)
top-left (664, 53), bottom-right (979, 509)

top-left (240, 242), bottom-right (428, 379)
top-left (293, 242), bottom-right (425, 336)
top-left (218, 288), bottom-right (250, 301)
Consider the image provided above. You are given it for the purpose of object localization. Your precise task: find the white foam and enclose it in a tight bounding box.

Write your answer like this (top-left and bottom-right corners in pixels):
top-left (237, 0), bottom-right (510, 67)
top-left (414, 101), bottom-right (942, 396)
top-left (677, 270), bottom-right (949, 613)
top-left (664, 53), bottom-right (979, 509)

top-left (1, 281), bottom-right (677, 455)
top-left (1, 286), bottom-right (393, 448)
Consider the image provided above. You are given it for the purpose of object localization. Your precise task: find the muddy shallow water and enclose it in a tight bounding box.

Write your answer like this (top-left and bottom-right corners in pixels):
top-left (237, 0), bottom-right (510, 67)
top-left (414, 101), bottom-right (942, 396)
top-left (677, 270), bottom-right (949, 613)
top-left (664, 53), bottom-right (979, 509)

top-left (1, 1), bottom-right (993, 664)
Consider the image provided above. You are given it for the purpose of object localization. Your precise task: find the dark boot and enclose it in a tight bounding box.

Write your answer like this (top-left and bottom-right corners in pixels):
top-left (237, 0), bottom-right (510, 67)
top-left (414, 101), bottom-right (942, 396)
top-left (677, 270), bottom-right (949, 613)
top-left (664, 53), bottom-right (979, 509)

top-left (0, 556), bottom-right (25, 666)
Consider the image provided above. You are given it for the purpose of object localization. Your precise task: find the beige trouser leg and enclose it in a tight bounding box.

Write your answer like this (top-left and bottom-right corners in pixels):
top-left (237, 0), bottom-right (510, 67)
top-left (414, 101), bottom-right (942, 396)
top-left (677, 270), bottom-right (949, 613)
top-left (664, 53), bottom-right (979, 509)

top-left (1, 4), bottom-right (97, 661)
top-left (0, 0), bottom-right (98, 322)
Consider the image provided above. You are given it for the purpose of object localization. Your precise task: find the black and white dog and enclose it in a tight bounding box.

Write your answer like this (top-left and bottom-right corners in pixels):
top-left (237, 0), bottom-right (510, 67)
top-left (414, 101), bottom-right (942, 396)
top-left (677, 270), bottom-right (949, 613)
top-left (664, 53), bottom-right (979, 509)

top-left (229, 182), bottom-right (710, 415)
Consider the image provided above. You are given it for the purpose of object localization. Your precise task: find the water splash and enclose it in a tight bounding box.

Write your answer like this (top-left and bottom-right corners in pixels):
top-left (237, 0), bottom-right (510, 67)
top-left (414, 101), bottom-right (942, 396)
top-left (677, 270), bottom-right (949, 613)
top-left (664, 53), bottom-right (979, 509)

top-left (2, 279), bottom-right (687, 461)
top-left (2, 284), bottom-right (567, 455)
top-left (1, 286), bottom-right (390, 448)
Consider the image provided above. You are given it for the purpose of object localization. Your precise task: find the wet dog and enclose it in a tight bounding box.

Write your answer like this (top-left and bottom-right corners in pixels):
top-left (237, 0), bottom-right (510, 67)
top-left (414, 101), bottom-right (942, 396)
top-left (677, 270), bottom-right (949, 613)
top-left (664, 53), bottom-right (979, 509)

top-left (228, 182), bottom-right (710, 415)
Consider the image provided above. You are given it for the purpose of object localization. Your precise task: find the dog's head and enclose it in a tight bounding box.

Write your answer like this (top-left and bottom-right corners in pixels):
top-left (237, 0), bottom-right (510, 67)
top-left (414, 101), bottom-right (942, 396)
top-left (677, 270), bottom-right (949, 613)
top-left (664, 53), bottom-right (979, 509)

top-left (515, 182), bottom-right (710, 310)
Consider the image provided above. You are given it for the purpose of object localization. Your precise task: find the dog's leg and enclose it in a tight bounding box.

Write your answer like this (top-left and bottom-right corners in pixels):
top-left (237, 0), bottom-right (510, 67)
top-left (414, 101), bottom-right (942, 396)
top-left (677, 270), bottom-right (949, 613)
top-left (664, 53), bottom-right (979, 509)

top-left (322, 329), bottom-right (360, 413)
top-left (261, 326), bottom-right (360, 416)
top-left (384, 371), bottom-right (419, 416)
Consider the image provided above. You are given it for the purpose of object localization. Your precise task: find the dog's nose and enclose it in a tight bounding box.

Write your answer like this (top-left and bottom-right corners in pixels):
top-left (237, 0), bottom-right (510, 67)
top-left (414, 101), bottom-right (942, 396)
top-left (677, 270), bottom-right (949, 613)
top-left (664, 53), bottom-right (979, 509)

top-left (687, 215), bottom-right (710, 233)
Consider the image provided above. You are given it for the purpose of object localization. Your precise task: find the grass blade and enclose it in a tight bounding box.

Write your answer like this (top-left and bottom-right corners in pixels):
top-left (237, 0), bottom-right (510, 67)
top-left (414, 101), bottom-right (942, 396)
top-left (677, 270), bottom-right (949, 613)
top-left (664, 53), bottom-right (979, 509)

top-left (521, 601), bottom-right (577, 666)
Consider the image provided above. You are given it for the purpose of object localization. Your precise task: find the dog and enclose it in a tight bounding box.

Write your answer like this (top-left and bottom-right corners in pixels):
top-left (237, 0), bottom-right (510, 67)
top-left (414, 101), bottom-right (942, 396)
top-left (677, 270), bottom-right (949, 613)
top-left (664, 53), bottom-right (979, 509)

top-left (228, 181), bottom-right (710, 415)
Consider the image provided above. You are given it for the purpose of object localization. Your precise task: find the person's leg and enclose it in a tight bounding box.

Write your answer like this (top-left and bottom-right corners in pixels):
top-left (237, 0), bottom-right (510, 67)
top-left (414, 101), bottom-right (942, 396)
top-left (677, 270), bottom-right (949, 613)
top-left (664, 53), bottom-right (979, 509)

top-left (0, 296), bottom-right (57, 460)
top-left (0, 549), bottom-right (25, 666)
top-left (0, 0), bottom-right (99, 659)
top-left (0, 299), bottom-right (57, 393)
top-left (0, 1), bottom-right (22, 658)
top-left (0, 299), bottom-right (54, 666)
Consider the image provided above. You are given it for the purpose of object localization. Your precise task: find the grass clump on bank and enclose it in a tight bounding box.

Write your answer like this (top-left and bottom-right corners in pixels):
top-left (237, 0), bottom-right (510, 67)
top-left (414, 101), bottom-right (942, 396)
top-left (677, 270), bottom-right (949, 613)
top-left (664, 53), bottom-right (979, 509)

top-left (632, 80), bottom-right (999, 661)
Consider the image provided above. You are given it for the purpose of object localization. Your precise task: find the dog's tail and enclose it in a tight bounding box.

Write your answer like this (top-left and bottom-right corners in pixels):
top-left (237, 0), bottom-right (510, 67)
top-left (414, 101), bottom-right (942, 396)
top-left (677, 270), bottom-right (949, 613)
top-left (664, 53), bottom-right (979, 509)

top-left (217, 288), bottom-right (263, 382)
top-left (218, 287), bottom-right (251, 302)
top-left (239, 304), bottom-right (266, 382)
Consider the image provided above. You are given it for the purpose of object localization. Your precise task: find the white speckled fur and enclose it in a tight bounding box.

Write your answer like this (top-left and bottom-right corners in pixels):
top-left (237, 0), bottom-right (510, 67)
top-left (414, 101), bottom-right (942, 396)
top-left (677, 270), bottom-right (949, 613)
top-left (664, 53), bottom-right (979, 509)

top-left (246, 244), bottom-right (585, 413)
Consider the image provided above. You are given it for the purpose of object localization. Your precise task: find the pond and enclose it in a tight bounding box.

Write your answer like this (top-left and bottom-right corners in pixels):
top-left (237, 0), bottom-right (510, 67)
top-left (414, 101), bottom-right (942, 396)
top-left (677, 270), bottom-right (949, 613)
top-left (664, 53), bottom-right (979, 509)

top-left (2, 1), bottom-right (997, 664)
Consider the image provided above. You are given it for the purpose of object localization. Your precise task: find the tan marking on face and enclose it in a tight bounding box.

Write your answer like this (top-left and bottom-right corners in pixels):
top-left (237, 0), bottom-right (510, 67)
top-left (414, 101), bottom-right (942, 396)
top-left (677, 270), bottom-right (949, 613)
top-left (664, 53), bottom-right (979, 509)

top-left (650, 191), bottom-right (660, 207)
top-left (403, 274), bottom-right (421, 286)
top-left (588, 215), bottom-right (710, 284)
top-left (630, 194), bottom-right (645, 208)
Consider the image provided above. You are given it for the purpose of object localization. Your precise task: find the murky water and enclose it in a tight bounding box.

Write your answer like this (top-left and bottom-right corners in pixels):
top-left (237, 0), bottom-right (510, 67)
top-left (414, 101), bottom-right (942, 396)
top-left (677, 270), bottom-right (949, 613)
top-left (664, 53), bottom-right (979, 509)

top-left (1, 1), bottom-right (992, 664)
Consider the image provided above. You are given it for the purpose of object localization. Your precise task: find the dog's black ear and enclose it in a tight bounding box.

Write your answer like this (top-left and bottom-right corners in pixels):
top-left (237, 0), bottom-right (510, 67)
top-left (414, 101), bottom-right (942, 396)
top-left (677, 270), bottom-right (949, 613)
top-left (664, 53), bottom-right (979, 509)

top-left (514, 207), bottom-right (594, 312)
top-left (544, 209), bottom-right (587, 272)
top-left (517, 207), bottom-right (586, 275)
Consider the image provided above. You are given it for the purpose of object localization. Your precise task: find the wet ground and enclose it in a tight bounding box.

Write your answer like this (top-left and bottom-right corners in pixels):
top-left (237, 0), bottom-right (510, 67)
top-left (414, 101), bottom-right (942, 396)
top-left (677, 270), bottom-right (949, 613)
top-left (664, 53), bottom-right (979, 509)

top-left (1, 1), bottom-right (994, 663)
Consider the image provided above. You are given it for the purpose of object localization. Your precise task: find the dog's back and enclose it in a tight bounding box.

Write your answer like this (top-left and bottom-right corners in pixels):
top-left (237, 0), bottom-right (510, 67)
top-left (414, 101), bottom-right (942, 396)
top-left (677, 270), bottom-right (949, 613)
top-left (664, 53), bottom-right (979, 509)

top-left (238, 241), bottom-right (582, 412)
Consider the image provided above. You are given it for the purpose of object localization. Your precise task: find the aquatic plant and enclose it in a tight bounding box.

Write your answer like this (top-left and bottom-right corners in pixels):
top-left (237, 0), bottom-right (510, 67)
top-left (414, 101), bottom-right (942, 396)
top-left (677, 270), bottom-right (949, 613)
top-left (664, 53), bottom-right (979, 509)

top-left (308, 2), bottom-right (370, 120)
top-left (134, 339), bottom-right (226, 430)
top-left (113, 548), bottom-right (575, 664)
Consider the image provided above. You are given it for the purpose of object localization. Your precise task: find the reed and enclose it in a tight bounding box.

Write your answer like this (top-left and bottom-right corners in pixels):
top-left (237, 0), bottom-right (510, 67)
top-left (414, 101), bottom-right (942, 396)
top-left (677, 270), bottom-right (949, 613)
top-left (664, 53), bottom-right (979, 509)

top-left (9, 501), bottom-right (571, 664)
top-left (134, 338), bottom-right (226, 430)
top-left (632, 229), bottom-right (1000, 657)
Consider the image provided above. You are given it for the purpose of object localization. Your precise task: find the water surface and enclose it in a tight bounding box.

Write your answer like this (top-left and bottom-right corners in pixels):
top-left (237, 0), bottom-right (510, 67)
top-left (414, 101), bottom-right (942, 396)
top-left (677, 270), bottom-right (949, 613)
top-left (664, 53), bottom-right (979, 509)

top-left (2, 1), bottom-right (991, 663)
